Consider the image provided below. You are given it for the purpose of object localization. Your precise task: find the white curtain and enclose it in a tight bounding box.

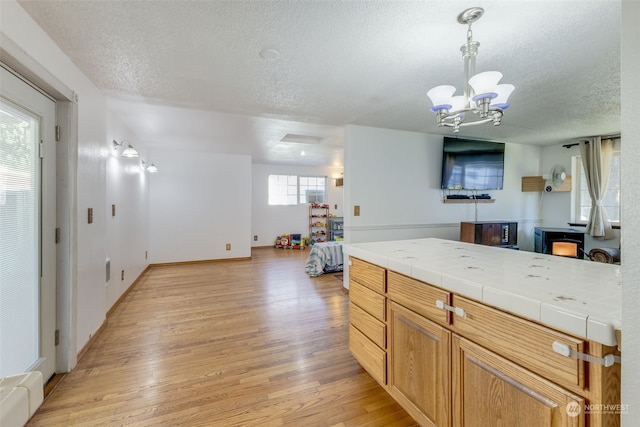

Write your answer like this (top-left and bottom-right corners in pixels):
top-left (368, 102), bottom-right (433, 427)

top-left (580, 137), bottom-right (615, 239)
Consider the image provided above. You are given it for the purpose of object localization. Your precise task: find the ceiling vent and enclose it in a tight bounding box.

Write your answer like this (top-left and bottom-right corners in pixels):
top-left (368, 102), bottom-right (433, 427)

top-left (278, 134), bottom-right (325, 144)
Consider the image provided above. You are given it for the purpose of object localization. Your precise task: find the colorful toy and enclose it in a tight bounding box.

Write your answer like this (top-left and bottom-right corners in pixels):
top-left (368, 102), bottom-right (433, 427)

top-left (274, 233), bottom-right (305, 250)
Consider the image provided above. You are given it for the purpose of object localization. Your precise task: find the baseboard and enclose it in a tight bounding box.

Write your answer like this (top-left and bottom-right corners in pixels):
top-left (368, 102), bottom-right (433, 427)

top-left (43, 373), bottom-right (65, 400)
top-left (76, 320), bottom-right (107, 362)
top-left (149, 257), bottom-right (251, 267)
top-left (106, 265), bottom-right (151, 318)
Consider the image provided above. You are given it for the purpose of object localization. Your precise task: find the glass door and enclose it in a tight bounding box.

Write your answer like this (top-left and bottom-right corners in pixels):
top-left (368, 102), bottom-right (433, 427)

top-left (0, 65), bottom-right (56, 381)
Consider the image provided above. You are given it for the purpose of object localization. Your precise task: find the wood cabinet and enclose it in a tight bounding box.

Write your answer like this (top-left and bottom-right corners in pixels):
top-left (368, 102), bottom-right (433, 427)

top-left (452, 335), bottom-right (585, 427)
top-left (347, 257), bottom-right (621, 427)
top-left (460, 221), bottom-right (517, 247)
top-left (348, 258), bottom-right (387, 385)
top-left (388, 301), bottom-right (451, 427)
top-left (450, 295), bottom-right (586, 392)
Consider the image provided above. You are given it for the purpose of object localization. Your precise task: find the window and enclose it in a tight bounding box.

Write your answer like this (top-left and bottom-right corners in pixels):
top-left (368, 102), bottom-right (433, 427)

top-left (573, 152), bottom-right (620, 223)
top-left (268, 175), bottom-right (326, 205)
top-left (299, 176), bottom-right (326, 203)
top-left (268, 175), bottom-right (297, 205)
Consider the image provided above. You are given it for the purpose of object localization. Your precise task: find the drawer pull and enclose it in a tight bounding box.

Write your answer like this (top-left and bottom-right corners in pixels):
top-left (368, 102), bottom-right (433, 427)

top-left (435, 299), bottom-right (466, 318)
top-left (552, 341), bottom-right (621, 367)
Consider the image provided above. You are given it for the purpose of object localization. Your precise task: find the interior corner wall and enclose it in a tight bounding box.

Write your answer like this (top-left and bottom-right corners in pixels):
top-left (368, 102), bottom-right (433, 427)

top-left (343, 125), bottom-right (542, 251)
top-left (105, 100), bottom-right (150, 310)
top-left (251, 163), bottom-right (344, 247)
top-left (1, 0), bottom-right (110, 357)
top-left (539, 142), bottom-right (621, 253)
top-left (148, 149), bottom-right (251, 263)
top-left (621, 0), bottom-right (640, 422)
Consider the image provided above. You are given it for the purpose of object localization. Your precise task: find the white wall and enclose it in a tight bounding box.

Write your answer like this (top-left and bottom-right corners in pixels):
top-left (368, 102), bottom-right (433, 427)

top-left (105, 101), bottom-right (150, 309)
top-left (621, 0), bottom-right (640, 421)
top-left (343, 125), bottom-right (542, 250)
top-left (251, 164), bottom-right (343, 247)
top-left (148, 149), bottom-right (251, 263)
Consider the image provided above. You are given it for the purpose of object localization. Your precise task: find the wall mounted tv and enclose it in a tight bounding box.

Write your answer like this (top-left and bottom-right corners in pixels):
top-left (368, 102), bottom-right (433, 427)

top-left (441, 137), bottom-right (505, 190)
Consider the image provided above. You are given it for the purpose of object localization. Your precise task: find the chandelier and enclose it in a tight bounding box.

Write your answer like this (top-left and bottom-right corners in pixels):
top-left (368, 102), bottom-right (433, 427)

top-left (427, 7), bottom-right (514, 133)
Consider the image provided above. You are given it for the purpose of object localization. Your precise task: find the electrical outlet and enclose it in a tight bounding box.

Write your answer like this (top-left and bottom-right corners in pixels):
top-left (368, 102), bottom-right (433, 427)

top-left (121, 270), bottom-right (124, 281)
top-left (354, 205), bottom-right (360, 216)
top-left (253, 235), bottom-right (258, 241)
top-left (226, 243), bottom-right (231, 250)
top-left (334, 204), bottom-right (338, 209)
top-left (88, 208), bottom-right (93, 224)
top-left (112, 204), bottom-right (116, 217)
top-left (145, 250), bottom-right (148, 259)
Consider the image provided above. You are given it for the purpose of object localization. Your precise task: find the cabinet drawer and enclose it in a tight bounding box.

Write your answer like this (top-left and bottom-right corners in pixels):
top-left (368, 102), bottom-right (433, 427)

top-left (387, 271), bottom-right (451, 326)
top-left (451, 295), bottom-right (586, 390)
top-left (349, 325), bottom-right (386, 385)
top-left (349, 302), bottom-right (386, 349)
top-left (350, 280), bottom-right (386, 322)
top-left (350, 257), bottom-right (386, 294)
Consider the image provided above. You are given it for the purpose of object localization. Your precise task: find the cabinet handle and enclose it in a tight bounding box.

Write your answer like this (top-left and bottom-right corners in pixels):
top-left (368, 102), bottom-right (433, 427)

top-left (552, 341), bottom-right (621, 367)
top-left (435, 299), bottom-right (466, 318)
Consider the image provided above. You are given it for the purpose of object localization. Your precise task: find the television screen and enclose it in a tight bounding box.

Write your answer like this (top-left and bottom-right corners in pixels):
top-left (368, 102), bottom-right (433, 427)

top-left (441, 137), bottom-right (505, 190)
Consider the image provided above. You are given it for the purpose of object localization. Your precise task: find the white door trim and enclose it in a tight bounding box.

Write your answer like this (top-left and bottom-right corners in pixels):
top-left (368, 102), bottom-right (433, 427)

top-left (1, 44), bottom-right (79, 373)
top-left (1, 65), bottom-right (56, 379)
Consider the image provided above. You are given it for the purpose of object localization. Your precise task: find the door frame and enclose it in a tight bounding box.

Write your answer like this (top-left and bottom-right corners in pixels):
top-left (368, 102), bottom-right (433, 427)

top-left (1, 34), bottom-right (79, 373)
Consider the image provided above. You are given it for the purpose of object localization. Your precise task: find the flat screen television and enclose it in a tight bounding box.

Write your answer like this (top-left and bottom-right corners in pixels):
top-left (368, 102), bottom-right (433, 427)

top-left (441, 137), bottom-right (505, 190)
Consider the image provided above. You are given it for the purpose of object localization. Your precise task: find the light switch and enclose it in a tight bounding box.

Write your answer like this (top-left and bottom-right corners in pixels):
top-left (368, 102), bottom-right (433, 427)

top-left (354, 205), bottom-right (360, 216)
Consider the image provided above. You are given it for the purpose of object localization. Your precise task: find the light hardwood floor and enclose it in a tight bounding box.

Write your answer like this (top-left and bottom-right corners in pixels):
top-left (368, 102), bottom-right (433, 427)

top-left (28, 248), bottom-right (417, 426)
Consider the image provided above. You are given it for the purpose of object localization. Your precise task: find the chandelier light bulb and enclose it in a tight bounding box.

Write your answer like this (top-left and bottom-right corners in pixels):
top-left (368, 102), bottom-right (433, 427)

top-left (468, 71), bottom-right (502, 101)
top-left (427, 85), bottom-right (456, 112)
top-left (450, 95), bottom-right (466, 113)
top-left (490, 84), bottom-right (515, 109)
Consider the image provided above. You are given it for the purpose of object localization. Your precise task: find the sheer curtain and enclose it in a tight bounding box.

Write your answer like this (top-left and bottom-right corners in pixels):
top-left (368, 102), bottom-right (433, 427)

top-left (579, 136), bottom-right (615, 239)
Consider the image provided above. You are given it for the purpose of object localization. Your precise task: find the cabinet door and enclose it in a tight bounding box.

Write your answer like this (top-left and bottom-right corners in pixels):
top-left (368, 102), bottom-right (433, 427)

top-left (388, 301), bottom-right (451, 427)
top-left (480, 223), bottom-right (503, 246)
top-left (452, 335), bottom-right (585, 427)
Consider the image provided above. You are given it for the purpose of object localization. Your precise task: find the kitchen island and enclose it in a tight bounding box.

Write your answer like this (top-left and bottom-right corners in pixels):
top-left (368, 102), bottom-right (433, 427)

top-left (345, 238), bottom-right (621, 427)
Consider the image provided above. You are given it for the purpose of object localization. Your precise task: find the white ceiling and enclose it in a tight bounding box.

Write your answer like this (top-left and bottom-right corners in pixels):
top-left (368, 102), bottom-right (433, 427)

top-left (18, 0), bottom-right (621, 167)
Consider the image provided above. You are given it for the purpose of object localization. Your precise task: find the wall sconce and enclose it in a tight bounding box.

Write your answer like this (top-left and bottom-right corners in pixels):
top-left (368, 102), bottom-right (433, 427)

top-left (112, 139), bottom-right (139, 158)
top-left (141, 160), bottom-right (159, 173)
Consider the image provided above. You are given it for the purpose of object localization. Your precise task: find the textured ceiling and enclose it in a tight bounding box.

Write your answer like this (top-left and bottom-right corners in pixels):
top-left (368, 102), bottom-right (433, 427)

top-left (17, 0), bottom-right (621, 166)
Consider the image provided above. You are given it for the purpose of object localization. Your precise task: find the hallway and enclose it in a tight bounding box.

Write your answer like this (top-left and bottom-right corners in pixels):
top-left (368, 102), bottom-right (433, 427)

top-left (28, 249), bottom-right (416, 426)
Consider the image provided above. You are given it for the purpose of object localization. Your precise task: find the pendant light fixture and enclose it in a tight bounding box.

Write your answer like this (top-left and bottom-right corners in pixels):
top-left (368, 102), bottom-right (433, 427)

top-left (427, 7), bottom-right (514, 133)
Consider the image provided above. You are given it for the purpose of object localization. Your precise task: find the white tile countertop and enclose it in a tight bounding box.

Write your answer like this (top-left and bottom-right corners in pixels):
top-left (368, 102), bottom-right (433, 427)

top-left (345, 238), bottom-right (622, 347)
